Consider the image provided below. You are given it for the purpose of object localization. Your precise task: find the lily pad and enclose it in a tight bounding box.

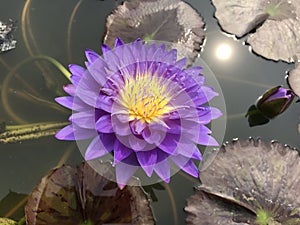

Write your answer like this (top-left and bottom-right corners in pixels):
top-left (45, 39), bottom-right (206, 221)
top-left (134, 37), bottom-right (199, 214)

top-left (104, 0), bottom-right (205, 64)
top-left (288, 63), bottom-right (300, 97)
top-left (0, 191), bottom-right (27, 221)
top-left (212, 0), bottom-right (300, 62)
top-left (25, 162), bottom-right (154, 225)
top-left (0, 20), bottom-right (16, 53)
top-left (185, 139), bottom-right (300, 224)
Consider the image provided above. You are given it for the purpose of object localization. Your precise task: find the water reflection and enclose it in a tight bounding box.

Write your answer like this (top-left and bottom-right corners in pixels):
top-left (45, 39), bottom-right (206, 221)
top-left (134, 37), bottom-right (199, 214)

top-left (215, 43), bottom-right (232, 61)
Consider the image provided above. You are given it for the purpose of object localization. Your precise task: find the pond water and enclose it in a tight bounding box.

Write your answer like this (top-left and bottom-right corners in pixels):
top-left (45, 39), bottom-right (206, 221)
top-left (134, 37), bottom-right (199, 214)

top-left (0, 0), bottom-right (299, 225)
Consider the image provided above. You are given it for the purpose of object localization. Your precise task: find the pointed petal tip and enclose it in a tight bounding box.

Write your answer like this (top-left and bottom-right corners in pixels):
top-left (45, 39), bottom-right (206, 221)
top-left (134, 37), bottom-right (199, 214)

top-left (101, 44), bottom-right (111, 54)
top-left (114, 37), bottom-right (124, 47)
top-left (85, 49), bottom-right (100, 63)
top-left (118, 183), bottom-right (126, 190)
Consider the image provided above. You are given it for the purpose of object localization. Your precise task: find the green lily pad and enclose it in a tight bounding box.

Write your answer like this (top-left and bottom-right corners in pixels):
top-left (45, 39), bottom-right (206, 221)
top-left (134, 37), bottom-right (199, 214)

top-left (25, 162), bottom-right (154, 225)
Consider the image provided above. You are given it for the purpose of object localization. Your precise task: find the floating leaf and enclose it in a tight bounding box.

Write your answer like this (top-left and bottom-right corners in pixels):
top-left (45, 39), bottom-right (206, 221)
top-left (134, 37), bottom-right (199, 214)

top-left (0, 191), bottom-right (27, 221)
top-left (288, 63), bottom-right (300, 97)
top-left (186, 139), bottom-right (300, 224)
top-left (104, 0), bottom-right (205, 64)
top-left (25, 162), bottom-right (154, 225)
top-left (212, 0), bottom-right (300, 62)
top-left (245, 104), bottom-right (270, 127)
top-left (0, 20), bottom-right (16, 53)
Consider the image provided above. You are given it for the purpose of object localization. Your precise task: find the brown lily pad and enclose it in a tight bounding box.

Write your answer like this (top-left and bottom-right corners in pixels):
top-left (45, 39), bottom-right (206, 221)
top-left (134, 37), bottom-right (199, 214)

top-left (185, 139), bottom-right (300, 224)
top-left (288, 62), bottom-right (300, 97)
top-left (25, 162), bottom-right (154, 225)
top-left (104, 0), bottom-right (205, 64)
top-left (212, 0), bottom-right (300, 62)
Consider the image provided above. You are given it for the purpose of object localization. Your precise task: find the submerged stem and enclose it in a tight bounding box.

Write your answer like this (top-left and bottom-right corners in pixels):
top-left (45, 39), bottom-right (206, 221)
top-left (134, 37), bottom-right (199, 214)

top-left (2, 55), bottom-right (70, 124)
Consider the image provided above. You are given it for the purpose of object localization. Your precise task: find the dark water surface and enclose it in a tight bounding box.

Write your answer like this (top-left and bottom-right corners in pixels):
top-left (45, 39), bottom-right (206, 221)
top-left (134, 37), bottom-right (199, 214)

top-left (0, 0), bottom-right (299, 225)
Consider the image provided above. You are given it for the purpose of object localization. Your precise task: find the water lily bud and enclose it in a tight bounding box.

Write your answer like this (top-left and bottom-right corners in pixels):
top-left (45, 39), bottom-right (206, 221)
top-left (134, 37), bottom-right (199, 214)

top-left (256, 86), bottom-right (294, 119)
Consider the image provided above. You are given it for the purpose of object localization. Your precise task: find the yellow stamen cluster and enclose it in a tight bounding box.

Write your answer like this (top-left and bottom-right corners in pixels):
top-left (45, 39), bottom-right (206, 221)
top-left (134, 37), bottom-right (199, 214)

top-left (118, 71), bottom-right (173, 123)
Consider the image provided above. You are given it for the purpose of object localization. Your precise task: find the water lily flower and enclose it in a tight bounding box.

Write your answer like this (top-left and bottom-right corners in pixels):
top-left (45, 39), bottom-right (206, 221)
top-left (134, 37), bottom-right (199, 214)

top-left (55, 38), bottom-right (221, 187)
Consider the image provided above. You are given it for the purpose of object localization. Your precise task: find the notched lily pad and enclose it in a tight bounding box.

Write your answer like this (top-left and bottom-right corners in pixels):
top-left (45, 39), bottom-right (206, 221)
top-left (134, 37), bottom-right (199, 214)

top-left (186, 139), bottom-right (300, 224)
top-left (104, 0), bottom-right (205, 64)
top-left (0, 20), bottom-right (16, 53)
top-left (212, 0), bottom-right (300, 62)
top-left (25, 162), bottom-right (155, 225)
top-left (0, 191), bottom-right (27, 221)
top-left (288, 63), bottom-right (300, 97)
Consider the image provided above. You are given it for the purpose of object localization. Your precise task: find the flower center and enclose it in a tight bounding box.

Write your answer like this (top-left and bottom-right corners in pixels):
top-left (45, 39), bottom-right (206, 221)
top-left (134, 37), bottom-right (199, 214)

top-left (119, 72), bottom-right (173, 123)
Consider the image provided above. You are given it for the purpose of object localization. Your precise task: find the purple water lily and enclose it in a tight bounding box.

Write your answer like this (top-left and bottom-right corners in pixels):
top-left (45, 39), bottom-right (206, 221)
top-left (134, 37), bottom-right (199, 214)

top-left (55, 38), bottom-right (221, 188)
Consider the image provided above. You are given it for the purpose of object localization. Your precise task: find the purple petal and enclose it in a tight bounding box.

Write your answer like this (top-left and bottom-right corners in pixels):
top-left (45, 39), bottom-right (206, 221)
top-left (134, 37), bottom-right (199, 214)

top-left (113, 139), bottom-right (133, 163)
top-left (111, 118), bottom-right (132, 136)
top-left (114, 37), bottom-right (124, 47)
top-left (69, 110), bottom-right (96, 129)
top-left (55, 124), bottom-right (75, 140)
top-left (130, 120), bottom-right (146, 135)
top-left (171, 155), bottom-right (199, 178)
top-left (101, 44), bottom-right (111, 54)
top-left (164, 119), bottom-right (181, 134)
top-left (85, 49), bottom-right (100, 63)
top-left (197, 107), bottom-right (223, 124)
top-left (70, 75), bottom-right (81, 85)
top-left (69, 64), bottom-right (85, 77)
top-left (197, 134), bottom-right (219, 146)
top-left (158, 133), bottom-right (179, 155)
top-left (55, 124), bottom-right (95, 140)
top-left (128, 134), bottom-right (147, 151)
top-left (174, 57), bottom-right (187, 69)
top-left (142, 125), bottom-right (166, 145)
top-left (63, 84), bottom-right (76, 96)
top-left (191, 149), bottom-right (202, 160)
top-left (99, 133), bottom-right (116, 151)
top-left (85, 136), bottom-right (112, 160)
top-left (115, 162), bottom-right (138, 189)
top-left (177, 142), bottom-right (200, 159)
top-left (164, 49), bottom-right (177, 64)
top-left (96, 95), bottom-right (113, 113)
top-left (154, 158), bottom-right (170, 183)
top-left (184, 66), bottom-right (203, 77)
top-left (136, 150), bottom-right (158, 177)
top-left (55, 96), bottom-right (74, 110)
top-left (96, 114), bottom-right (113, 133)
top-left (86, 59), bottom-right (109, 86)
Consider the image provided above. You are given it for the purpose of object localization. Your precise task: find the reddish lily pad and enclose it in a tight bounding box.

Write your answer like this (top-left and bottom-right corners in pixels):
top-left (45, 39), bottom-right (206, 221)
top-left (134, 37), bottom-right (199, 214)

top-left (185, 139), bottom-right (300, 224)
top-left (212, 0), bottom-right (300, 62)
top-left (25, 162), bottom-right (154, 225)
top-left (104, 0), bottom-right (205, 64)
